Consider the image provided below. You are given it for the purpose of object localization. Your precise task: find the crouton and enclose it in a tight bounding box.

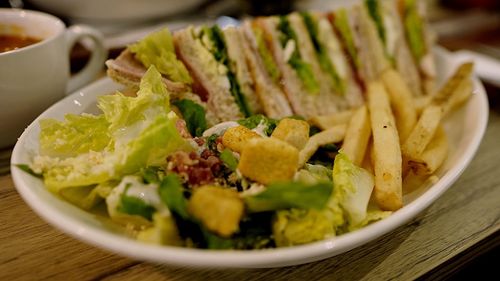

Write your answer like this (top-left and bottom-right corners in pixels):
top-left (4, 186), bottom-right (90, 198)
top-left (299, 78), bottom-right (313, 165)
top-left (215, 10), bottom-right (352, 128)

top-left (188, 186), bottom-right (244, 237)
top-left (271, 118), bottom-right (310, 150)
top-left (222, 125), bottom-right (261, 153)
top-left (238, 138), bottom-right (299, 185)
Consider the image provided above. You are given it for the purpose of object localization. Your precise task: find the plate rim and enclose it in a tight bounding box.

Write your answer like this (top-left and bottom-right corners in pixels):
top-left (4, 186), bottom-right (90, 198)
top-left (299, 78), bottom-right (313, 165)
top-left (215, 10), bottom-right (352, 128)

top-left (10, 48), bottom-right (490, 268)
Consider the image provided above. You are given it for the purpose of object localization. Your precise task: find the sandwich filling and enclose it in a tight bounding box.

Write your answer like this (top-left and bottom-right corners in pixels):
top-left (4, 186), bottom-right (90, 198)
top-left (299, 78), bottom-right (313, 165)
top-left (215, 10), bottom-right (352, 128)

top-left (331, 9), bottom-right (360, 70)
top-left (401, 0), bottom-right (426, 62)
top-left (365, 0), bottom-right (398, 64)
top-left (194, 26), bottom-right (252, 117)
top-left (129, 28), bottom-right (192, 84)
top-left (251, 25), bottom-right (282, 84)
top-left (277, 16), bottom-right (320, 95)
top-left (301, 12), bottom-right (345, 95)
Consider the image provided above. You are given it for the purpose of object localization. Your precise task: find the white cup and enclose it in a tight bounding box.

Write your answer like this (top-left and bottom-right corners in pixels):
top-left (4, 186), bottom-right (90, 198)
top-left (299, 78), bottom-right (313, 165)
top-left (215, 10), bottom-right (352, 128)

top-left (0, 9), bottom-right (107, 148)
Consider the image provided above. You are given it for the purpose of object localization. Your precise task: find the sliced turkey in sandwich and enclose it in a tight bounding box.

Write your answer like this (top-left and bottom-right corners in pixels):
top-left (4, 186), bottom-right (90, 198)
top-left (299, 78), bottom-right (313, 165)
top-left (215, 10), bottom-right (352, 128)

top-left (174, 25), bottom-right (262, 124)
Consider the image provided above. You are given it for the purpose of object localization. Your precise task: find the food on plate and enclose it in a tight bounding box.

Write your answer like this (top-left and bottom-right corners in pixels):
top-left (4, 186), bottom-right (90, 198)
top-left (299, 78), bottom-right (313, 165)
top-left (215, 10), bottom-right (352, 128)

top-left (19, 0), bottom-right (476, 250)
top-left (363, 0), bottom-right (422, 96)
top-left (367, 81), bottom-right (403, 211)
top-left (398, 0), bottom-right (437, 95)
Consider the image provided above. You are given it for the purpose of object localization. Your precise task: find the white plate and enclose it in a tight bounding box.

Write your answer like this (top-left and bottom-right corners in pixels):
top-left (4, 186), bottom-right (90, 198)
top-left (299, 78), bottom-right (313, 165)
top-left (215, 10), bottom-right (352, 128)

top-left (10, 48), bottom-right (489, 268)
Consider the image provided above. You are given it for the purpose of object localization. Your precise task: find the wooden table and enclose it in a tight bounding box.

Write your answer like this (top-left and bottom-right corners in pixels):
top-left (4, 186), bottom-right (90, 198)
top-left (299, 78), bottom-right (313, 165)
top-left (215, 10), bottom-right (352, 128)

top-left (0, 90), bottom-right (498, 281)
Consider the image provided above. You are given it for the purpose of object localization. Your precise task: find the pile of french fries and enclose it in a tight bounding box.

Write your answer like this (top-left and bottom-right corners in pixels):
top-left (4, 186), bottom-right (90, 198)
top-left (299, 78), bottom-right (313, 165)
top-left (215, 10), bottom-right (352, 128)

top-left (310, 62), bottom-right (474, 211)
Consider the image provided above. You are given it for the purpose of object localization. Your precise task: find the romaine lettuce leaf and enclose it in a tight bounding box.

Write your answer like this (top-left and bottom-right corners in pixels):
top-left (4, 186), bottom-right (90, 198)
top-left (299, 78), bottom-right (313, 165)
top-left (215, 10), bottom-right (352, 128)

top-left (129, 28), bottom-right (192, 84)
top-left (244, 181), bottom-right (332, 212)
top-left (403, 0), bottom-right (426, 61)
top-left (201, 26), bottom-right (252, 117)
top-left (219, 148), bottom-right (238, 171)
top-left (137, 212), bottom-right (183, 246)
top-left (278, 16), bottom-right (320, 95)
top-left (39, 114), bottom-right (110, 158)
top-left (237, 114), bottom-right (278, 136)
top-left (118, 189), bottom-right (156, 221)
top-left (253, 26), bottom-right (281, 83)
top-left (33, 66), bottom-right (190, 191)
top-left (365, 0), bottom-right (386, 46)
top-left (333, 9), bottom-right (360, 69)
top-left (301, 12), bottom-right (345, 94)
top-left (172, 99), bottom-right (207, 137)
top-left (273, 208), bottom-right (336, 247)
top-left (332, 152), bottom-right (374, 226)
top-left (158, 174), bottom-right (190, 220)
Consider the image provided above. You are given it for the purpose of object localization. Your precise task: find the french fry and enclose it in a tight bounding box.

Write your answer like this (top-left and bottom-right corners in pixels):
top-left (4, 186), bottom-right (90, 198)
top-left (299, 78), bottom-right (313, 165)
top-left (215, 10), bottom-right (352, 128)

top-left (414, 95), bottom-right (431, 115)
top-left (309, 110), bottom-right (354, 130)
top-left (441, 78), bottom-right (473, 115)
top-left (367, 81), bottom-right (403, 211)
top-left (408, 126), bottom-right (448, 176)
top-left (402, 62), bottom-right (473, 175)
top-left (381, 69), bottom-right (418, 143)
top-left (341, 106), bottom-right (371, 166)
top-left (298, 124), bottom-right (346, 167)
top-left (402, 104), bottom-right (443, 164)
top-left (431, 62), bottom-right (473, 107)
top-left (403, 171), bottom-right (439, 195)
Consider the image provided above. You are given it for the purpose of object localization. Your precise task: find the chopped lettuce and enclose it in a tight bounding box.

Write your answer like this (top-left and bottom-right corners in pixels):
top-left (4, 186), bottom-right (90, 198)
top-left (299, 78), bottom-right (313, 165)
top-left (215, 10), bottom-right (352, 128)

top-left (106, 176), bottom-right (157, 227)
top-left (129, 28), bottom-right (192, 84)
top-left (237, 114), bottom-right (278, 136)
top-left (253, 26), bottom-right (281, 83)
top-left (271, 153), bottom-right (377, 246)
top-left (59, 185), bottom-right (103, 210)
top-left (140, 166), bottom-right (164, 184)
top-left (403, 0), bottom-right (426, 61)
top-left (117, 183), bottom-right (156, 220)
top-left (295, 163), bottom-right (332, 184)
top-left (32, 66), bottom-right (190, 191)
top-left (333, 9), bottom-right (360, 69)
top-left (244, 181), bottom-right (332, 212)
top-left (332, 153), bottom-right (374, 226)
top-left (39, 114), bottom-right (110, 158)
top-left (137, 212), bottom-right (183, 246)
top-left (277, 16), bottom-right (320, 95)
top-left (365, 0), bottom-right (386, 46)
top-left (301, 12), bottom-right (345, 94)
top-left (348, 207), bottom-right (392, 231)
top-left (273, 208), bottom-right (336, 247)
top-left (158, 174), bottom-right (190, 220)
top-left (201, 26), bottom-right (252, 117)
top-left (220, 148), bottom-right (238, 171)
top-left (172, 99), bottom-right (207, 137)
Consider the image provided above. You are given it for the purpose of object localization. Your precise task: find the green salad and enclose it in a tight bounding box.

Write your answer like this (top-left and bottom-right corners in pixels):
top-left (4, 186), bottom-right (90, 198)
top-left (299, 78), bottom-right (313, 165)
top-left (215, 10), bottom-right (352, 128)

top-left (22, 67), bottom-right (390, 249)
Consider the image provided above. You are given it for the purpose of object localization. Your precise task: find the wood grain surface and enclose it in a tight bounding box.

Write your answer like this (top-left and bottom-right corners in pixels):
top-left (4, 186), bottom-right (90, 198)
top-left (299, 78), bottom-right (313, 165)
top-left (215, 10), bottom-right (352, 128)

top-left (1, 103), bottom-right (499, 281)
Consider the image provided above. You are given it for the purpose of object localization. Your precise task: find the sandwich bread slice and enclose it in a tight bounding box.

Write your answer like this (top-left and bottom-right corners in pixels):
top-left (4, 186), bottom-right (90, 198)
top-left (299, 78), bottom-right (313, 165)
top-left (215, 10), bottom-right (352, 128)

top-left (364, 0), bottom-right (422, 96)
top-left (241, 21), bottom-right (294, 118)
top-left (301, 11), bottom-right (364, 109)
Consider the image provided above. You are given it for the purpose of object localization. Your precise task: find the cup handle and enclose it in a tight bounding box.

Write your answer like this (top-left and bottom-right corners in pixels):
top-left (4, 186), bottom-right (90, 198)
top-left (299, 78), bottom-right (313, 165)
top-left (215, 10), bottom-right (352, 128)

top-left (65, 25), bottom-right (108, 94)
